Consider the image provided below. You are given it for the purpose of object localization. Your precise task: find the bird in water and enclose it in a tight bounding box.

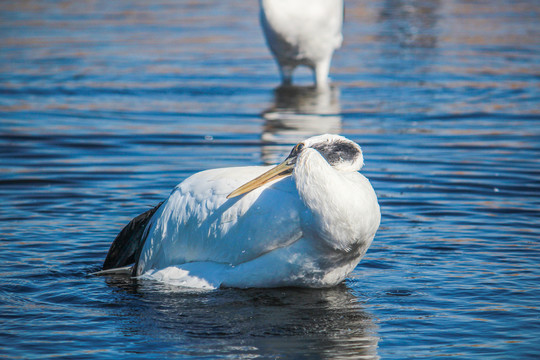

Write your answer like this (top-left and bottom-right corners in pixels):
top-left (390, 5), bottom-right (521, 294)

top-left (260, 0), bottom-right (344, 89)
top-left (100, 134), bottom-right (380, 289)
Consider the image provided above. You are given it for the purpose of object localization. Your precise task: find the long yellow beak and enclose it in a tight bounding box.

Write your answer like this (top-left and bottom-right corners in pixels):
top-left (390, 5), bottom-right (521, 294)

top-left (227, 161), bottom-right (293, 199)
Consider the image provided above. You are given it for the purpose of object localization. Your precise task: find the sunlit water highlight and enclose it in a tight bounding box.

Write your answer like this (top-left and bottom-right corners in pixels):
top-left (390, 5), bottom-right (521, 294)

top-left (1, 0), bottom-right (539, 359)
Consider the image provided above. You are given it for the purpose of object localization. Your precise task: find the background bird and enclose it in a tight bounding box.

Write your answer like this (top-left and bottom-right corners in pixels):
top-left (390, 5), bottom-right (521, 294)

top-left (101, 134), bottom-right (380, 289)
top-left (260, 0), bottom-right (344, 89)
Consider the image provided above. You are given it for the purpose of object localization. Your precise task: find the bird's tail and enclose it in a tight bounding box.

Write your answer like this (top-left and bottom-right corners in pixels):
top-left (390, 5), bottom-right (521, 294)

top-left (91, 265), bottom-right (133, 276)
top-left (101, 202), bottom-right (163, 273)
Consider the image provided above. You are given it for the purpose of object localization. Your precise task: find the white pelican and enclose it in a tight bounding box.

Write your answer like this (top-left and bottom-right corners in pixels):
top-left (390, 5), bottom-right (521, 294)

top-left (101, 134), bottom-right (380, 289)
top-left (260, 0), bottom-right (344, 89)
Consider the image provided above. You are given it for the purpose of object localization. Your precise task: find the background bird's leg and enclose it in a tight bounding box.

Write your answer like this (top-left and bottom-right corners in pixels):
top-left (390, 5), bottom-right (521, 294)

top-left (279, 64), bottom-right (294, 86)
top-left (314, 57), bottom-right (331, 89)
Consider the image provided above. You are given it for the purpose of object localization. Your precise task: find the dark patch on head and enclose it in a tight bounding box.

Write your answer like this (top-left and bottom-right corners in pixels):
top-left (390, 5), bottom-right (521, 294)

top-left (290, 142), bottom-right (304, 157)
top-left (311, 140), bottom-right (360, 166)
top-left (285, 142), bottom-right (305, 164)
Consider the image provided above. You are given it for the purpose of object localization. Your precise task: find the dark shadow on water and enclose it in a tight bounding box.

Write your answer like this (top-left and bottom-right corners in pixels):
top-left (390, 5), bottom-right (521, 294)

top-left (261, 85), bottom-right (342, 164)
top-left (105, 276), bottom-right (379, 359)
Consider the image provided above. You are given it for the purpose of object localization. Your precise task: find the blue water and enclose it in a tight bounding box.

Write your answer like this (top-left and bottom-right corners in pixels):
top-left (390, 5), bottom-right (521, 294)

top-left (1, 0), bottom-right (539, 358)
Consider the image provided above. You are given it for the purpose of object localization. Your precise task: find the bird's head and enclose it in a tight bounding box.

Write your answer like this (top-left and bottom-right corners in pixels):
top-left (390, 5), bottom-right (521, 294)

top-left (227, 134), bottom-right (363, 199)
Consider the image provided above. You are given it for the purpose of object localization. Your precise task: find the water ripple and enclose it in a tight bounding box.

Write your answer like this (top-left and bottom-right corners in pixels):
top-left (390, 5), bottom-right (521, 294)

top-left (1, 0), bottom-right (539, 359)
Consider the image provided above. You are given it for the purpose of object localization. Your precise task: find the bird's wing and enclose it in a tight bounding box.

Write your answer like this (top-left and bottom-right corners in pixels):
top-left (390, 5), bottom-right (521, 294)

top-left (102, 201), bottom-right (163, 270)
top-left (134, 166), bottom-right (306, 276)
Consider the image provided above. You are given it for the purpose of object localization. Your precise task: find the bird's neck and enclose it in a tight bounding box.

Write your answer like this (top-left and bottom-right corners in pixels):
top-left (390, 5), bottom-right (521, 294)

top-left (294, 148), bottom-right (380, 254)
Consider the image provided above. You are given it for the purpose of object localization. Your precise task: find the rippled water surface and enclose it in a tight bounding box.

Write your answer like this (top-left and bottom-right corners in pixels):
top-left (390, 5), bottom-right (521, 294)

top-left (1, 0), bottom-right (539, 358)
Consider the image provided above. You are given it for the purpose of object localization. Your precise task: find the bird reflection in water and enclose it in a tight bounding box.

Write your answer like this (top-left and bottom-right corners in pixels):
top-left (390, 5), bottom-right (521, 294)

top-left (261, 85), bottom-right (342, 165)
top-left (105, 276), bottom-right (380, 359)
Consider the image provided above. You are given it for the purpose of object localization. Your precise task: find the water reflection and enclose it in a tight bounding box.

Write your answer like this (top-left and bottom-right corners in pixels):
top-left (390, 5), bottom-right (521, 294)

top-left (106, 277), bottom-right (379, 359)
top-left (261, 85), bottom-right (342, 164)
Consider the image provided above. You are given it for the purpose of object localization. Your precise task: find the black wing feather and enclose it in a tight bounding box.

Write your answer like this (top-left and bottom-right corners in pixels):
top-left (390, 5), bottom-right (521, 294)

top-left (102, 202), bottom-right (163, 270)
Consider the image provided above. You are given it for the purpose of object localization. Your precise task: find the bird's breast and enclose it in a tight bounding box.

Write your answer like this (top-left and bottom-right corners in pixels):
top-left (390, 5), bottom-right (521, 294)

top-left (293, 149), bottom-right (380, 254)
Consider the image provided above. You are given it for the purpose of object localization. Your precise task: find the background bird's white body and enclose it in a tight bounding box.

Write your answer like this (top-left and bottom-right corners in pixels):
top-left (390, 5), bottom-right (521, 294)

top-left (134, 136), bottom-right (380, 289)
top-left (260, 0), bottom-right (343, 88)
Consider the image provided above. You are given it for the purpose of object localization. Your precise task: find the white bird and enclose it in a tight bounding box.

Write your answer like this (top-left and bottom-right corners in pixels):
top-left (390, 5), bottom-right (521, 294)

top-left (260, 0), bottom-right (344, 89)
top-left (101, 134), bottom-right (380, 289)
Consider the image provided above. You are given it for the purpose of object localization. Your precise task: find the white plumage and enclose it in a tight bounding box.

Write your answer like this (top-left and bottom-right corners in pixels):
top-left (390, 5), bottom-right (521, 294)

top-left (260, 0), bottom-right (344, 88)
top-left (102, 134), bottom-right (380, 289)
